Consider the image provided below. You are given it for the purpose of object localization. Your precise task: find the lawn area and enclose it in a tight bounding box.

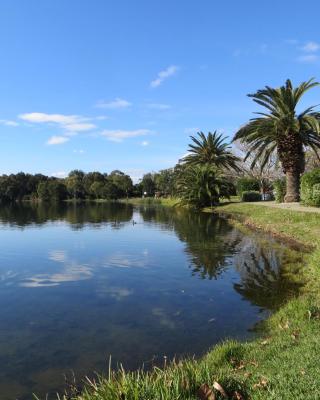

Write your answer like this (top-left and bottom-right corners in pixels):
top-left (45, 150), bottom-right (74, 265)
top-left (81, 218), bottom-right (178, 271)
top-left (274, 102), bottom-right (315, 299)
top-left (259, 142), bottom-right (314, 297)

top-left (64, 203), bottom-right (320, 400)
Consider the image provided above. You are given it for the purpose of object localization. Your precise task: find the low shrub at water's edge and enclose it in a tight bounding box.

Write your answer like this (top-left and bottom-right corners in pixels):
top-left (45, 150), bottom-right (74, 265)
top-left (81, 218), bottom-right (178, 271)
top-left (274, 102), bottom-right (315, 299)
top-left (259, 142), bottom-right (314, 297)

top-left (236, 177), bottom-right (260, 197)
top-left (312, 183), bottom-right (320, 206)
top-left (301, 168), bottom-right (320, 206)
top-left (241, 190), bottom-right (261, 202)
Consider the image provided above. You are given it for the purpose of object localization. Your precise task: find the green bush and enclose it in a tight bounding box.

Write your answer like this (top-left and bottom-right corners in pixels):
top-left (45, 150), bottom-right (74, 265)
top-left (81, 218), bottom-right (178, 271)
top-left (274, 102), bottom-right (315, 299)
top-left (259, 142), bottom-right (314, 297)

top-left (273, 178), bottom-right (286, 203)
top-left (312, 183), bottom-right (320, 206)
top-left (300, 168), bottom-right (320, 205)
top-left (236, 177), bottom-right (260, 196)
top-left (241, 191), bottom-right (261, 202)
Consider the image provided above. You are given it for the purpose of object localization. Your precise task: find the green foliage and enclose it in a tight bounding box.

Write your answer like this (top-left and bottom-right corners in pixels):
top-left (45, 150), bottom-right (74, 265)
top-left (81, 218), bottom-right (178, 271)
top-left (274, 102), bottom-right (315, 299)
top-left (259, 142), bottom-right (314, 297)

top-left (183, 131), bottom-right (241, 171)
top-left (141, 173), bottom-right (156, 196)
top-left (234, 78), bottom-right (320, 201)
top-left (37, 180), bottom-right (67, 202)
top-left (0, 170), bottom-right (134, 203)
top-left (234, 78), bottom-right (320, 172)
top-left (236, 177), bottom-right (260, 196)
top-left (300, 168), bottom-right (320, 205)
top-left (241, 190), bottom-right (261, 202)
top-left (312, 183), bottom-right (320, 206)
top-left (153, 168), bottom-right (175, 196)
top-left (273, 178), bottom-right (286, 203)
top-left (176, 165), bottom-right (233, 209)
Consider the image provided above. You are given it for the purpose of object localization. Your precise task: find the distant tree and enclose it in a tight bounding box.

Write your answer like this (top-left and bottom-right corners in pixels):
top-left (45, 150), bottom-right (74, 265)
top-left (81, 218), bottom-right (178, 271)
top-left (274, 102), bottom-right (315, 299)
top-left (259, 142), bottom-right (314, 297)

top-left (141, 173), bottom-right (156, 196)
top-left (37, 179), bottom-right (67, 201)
top-left (66, 170), bottom-right (86, 199)
top-left (109, 170), bottom-right (133, 198)
top-left (83, 172), bottom-right (104, 197)
top-left (154, 169), bottom-right (175, 196)
top-left (37, 181), bottom-right (50, 201)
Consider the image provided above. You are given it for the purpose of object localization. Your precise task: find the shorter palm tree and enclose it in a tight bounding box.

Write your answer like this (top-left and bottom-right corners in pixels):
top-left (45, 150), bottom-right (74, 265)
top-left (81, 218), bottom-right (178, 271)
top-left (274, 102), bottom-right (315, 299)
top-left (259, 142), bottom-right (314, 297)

top-left (183, 131), bottom-right (241, 171)
top-left (176, 164), bottom-right (233, 209)
top-left (233, 78), bottom-right (320, 202)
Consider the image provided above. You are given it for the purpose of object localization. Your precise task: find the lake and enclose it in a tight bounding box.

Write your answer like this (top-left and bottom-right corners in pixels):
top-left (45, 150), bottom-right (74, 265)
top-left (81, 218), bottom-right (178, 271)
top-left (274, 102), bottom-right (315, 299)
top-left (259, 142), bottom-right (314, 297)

top-left (0, 202), bottom-right (302, 399)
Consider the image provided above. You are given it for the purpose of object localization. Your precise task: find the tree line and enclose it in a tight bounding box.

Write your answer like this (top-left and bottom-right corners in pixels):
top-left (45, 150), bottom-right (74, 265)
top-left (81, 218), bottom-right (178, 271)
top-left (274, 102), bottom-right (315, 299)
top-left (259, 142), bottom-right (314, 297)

top-left (0, 170), bottom-right (135, 202)
top-left (2, 78), bottom-right (320, 206)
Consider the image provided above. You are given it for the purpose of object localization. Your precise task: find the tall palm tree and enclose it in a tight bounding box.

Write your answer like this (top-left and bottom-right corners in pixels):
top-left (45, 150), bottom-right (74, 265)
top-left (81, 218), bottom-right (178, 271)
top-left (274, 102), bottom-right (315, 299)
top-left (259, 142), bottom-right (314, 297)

top-left (233, 78), bottom-right (320, 202)
top-left (183, 131), bottom-right (241, 171)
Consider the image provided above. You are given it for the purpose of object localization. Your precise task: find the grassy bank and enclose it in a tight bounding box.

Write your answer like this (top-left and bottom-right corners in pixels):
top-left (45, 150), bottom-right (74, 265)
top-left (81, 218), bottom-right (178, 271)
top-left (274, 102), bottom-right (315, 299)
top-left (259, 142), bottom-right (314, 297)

top-left (60, 203), bottom-right (320, 400)
top-left (120, 197), bottom-right (180, 207)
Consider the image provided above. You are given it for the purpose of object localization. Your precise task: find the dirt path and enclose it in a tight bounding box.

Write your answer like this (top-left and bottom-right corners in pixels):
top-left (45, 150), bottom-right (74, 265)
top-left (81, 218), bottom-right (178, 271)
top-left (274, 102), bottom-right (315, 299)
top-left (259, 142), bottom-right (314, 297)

top-left (250, 201), bottom-right (320, 214)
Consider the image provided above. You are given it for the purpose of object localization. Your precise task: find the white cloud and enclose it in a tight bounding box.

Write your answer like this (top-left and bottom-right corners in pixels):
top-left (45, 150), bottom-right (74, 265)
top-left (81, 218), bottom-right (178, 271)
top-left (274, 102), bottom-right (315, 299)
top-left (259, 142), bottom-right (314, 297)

top-left (64, 122), bottom-right (96, 132)
top-left (147, 103), bottom-right (171, 110)
top-left (123, 169), bottom-right (145, 183)
top-left (301, 41), bottom-right (320, 52)
top-left (95, 98), bottom-right (132, 109)
top-left (51, 171), bottom-right (68, 178)
top-left (141, 141), bottom-right (149, 146)
top-left (19, 112), bottom-right (96, 134)
top-left (297, 54), bottom-right (319, 63)
top-left (150, 65), bottom-right (179, 88)
top-left (47, 136), bottom-right (70, 145)
top-left (20, 112), bottom-right (77, 124)
top-left (95, 115), bottom-right (109, 120)
top-left (0, 119), bottom-right (19, 126)
top-left (73, 149), bottom-right (85, 154)
top-left (101, 129), bottom-right (151, 143)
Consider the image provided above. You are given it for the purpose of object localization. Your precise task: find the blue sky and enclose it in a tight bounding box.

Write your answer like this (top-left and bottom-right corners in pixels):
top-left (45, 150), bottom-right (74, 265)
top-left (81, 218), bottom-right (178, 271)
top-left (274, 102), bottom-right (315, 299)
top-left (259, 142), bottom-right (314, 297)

top-left (1, 0), bottom-right (320, 181)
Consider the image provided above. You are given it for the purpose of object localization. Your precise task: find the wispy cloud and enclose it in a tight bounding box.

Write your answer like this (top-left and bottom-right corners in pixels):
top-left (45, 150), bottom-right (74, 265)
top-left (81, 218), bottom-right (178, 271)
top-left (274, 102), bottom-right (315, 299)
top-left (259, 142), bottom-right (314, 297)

top-left (47, 136), bottom-right (70, 145)
top-left (73, 149), bottom-right (85, 154)
top-left (301, 41), bottom-right (320, 53)
top-left (141, 140), bottom-right (149, 146)
top-left (51, 171), bottom-right (68, 178)
top-left (0, 119), bottom-right (19, 127)
top-left (147, 103), bottom-right (171, 110)
top-left (95, 98), bottom-right (132, 109)
top-left (297, 54), bottom-right (319, 63)
top-left (101, 129), bottom-right (151, 143)
top-left (19, 112), bottom-right (96, 133)
top-left (150, 65), bottom-right (179, 88)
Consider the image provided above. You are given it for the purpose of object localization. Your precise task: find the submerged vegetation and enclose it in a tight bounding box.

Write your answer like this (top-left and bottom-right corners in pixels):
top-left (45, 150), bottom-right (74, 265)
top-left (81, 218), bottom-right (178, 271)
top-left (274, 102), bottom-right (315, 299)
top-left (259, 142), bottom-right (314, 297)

top-left (52, 203), bottom-right (320, 400)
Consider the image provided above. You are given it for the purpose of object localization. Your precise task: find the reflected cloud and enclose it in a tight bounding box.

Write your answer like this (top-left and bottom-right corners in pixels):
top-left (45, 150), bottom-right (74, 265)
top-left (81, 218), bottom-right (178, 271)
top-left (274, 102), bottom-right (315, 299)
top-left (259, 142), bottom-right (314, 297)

top-left (105, 252), bottom-right (149, 269)
top-left (48, 250), bottom-right (67, 263)
top-left (101, 286), bottom-right (133, 300)
top-left (20, 263), bottom-right (92, 287)
top-left (152, 308), bottom-right (176, 329)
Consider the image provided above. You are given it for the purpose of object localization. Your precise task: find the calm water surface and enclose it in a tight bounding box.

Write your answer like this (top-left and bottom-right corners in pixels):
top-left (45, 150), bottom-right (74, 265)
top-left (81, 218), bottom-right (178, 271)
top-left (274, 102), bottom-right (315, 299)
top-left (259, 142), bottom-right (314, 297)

top-left (0, 203), bottom-right (302, 399)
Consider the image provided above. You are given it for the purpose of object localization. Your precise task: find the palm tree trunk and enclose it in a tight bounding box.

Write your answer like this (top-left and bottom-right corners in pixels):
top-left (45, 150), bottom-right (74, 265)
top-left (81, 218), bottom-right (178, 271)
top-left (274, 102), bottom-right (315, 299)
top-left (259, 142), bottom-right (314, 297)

top-left (284, 170), bottom-right (300, 202)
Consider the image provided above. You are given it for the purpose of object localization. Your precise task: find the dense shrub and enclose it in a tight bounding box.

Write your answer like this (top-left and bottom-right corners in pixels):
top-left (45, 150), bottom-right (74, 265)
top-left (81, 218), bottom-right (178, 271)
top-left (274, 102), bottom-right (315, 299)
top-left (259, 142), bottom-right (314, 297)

top-left (312, 183), bottom-right (320, 206)
top-left (241, 191), bottom-right (261, 202)
top-left (236, 177), bottom-right (260, 196)
top-left (273, 178), bottom-right (286, 203)
top-left (300, 168), bottom-right (320, 205)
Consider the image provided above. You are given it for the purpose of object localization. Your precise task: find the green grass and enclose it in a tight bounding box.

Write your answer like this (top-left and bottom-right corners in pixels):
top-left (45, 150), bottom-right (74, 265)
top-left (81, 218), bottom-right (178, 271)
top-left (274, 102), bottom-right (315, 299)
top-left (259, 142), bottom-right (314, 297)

top-left (121, 197), bottom-right (180, 207)
top-left (56, 203), bottom-right (320, 400)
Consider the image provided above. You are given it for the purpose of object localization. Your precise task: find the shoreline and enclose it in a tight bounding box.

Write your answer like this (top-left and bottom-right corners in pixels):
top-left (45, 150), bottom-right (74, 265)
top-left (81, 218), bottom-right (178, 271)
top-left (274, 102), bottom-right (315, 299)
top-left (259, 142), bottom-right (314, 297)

top-left (64, 201), bottom-right (320, 400)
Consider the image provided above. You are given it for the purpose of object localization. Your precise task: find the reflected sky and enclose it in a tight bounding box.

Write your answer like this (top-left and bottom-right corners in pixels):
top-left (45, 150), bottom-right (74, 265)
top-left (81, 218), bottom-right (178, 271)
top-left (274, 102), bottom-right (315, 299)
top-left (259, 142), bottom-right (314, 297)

top-left (0, 203), bottom-right (304, 400)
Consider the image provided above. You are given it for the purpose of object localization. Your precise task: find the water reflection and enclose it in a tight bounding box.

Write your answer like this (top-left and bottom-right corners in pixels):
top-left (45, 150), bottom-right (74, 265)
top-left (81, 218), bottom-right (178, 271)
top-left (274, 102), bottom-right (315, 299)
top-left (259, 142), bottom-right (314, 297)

top-left (0, 203), bottom-right (304, 399)
top-left (0, 201), bottom-right (133, 228)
